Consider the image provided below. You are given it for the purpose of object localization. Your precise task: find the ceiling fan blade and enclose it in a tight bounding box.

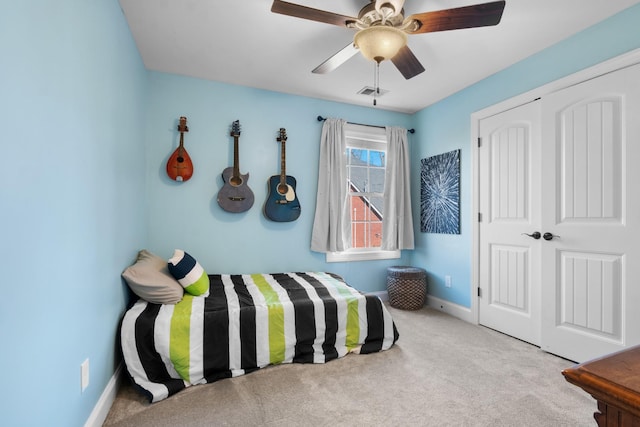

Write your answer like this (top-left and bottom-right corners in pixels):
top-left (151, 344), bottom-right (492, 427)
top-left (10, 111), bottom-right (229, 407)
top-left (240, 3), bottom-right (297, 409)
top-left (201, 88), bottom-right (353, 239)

top-left (391, 45), bottom-right (425, 79)
top-left (312, 43), bottom-right (360, 74)
top-left (271, 0), bottom-right (356, 28)
top-left (407, 0), bottom-right (506, 34)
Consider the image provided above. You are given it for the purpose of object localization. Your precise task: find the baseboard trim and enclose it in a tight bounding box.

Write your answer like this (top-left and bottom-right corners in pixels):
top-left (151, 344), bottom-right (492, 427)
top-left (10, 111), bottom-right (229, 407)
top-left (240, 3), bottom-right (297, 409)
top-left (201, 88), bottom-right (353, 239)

top-left (426, 295), bottom-right (475, 324)
top-left (84, 363), bottom-right (123, 427)
top-left (372, 291), bottom-right (472, 323)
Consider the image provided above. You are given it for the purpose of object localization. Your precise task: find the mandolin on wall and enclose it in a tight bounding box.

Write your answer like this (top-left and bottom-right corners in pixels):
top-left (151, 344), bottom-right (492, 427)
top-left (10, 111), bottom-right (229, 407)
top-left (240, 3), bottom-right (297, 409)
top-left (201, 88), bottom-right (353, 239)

top-left (166, 116), bottom-right (194, 182)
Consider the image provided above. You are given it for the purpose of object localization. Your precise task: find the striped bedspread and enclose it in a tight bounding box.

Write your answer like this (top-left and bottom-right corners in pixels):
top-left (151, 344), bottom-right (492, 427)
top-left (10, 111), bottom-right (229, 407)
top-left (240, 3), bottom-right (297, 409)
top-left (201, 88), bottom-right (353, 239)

top-left (121, 272), bottom-right (399, 402)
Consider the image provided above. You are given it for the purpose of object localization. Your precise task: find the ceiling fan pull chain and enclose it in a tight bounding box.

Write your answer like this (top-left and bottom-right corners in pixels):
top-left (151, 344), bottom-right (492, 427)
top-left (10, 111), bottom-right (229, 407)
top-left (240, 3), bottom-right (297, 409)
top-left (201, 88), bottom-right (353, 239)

top-left (373, 61), bottom-right (380, 106)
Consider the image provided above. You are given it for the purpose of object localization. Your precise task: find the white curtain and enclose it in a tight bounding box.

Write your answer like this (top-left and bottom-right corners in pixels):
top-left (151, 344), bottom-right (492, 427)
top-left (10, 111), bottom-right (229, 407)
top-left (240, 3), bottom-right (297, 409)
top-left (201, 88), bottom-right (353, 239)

top-left (310, 118), bottom-right (351, 252)
top-left (382, 126), bottom-right (415, 250)
top-left (311, 120), bottom-right (414, 252)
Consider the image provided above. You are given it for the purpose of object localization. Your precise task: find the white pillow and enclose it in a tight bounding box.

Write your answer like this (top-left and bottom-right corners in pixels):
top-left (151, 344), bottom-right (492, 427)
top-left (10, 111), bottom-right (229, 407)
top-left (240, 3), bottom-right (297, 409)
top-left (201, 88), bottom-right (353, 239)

top-left (122, 250), bottom-right (184, 304)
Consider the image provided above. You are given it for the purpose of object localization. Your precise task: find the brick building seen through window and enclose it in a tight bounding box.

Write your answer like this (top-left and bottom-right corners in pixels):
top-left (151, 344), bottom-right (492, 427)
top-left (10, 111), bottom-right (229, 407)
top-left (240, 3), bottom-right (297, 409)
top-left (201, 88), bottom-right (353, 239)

top-left (347, 147), bottom-right (385, 249)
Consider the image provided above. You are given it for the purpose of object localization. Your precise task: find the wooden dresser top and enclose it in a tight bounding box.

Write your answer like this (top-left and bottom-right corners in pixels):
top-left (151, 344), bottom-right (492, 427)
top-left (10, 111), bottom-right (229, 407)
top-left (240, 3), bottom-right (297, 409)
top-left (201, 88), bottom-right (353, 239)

top-left (563, 345), bottom-right (640, 417)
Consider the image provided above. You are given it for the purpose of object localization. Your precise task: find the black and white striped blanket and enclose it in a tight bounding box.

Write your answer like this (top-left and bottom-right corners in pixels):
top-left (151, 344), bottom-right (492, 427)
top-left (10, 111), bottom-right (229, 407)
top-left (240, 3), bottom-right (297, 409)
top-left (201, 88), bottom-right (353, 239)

top-left (121, 272), bottom-right (398, 402)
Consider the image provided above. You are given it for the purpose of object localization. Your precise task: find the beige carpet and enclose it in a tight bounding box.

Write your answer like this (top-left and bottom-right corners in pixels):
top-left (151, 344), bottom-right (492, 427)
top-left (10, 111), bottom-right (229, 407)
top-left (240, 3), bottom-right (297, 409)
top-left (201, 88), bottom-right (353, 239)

top-left (103, 306), bottom-right (596, 426)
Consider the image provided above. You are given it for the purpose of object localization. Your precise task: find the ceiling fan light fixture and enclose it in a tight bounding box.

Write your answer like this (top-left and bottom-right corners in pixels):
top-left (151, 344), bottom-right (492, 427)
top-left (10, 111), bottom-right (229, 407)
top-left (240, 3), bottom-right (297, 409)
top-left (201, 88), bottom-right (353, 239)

top-left (374, 0), bottom-right (404, 17)
top-left (354, 25), bottom-right (407, 63)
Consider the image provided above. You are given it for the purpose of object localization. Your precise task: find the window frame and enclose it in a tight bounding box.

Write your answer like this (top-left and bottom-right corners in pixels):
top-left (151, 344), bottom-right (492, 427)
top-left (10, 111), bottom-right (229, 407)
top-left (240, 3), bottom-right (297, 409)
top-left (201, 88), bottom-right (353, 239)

top-left (326, 123), bottom-right (400, 263)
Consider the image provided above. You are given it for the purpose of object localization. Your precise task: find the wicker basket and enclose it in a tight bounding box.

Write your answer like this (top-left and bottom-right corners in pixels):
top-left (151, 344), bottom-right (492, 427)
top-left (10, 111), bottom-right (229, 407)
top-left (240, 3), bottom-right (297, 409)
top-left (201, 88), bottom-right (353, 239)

top-left (386, 266), bottom-right (427, 310)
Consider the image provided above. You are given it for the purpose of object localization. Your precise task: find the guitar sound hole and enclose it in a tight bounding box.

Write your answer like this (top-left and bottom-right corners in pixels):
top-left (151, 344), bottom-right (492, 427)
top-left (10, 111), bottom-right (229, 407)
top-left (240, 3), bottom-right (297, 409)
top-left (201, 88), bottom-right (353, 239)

top-left (230, 176), bottom-right (243, 186)
top-left (277, 184), bottom-right (288, 195)
top-left (177, 156), bottom-right (184, 163)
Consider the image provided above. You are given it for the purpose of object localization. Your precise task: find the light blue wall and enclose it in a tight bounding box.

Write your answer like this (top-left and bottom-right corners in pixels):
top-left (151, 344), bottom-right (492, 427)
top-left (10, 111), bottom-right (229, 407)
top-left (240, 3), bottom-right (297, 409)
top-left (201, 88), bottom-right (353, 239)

top-left (144, 72), bottom-right (413, 294)
top-left (410, 3), bottom-right (640, 308)
top-left (2, 1), bottom-right (640, 425)
top-left (0, 1), bottom-right (147, 426)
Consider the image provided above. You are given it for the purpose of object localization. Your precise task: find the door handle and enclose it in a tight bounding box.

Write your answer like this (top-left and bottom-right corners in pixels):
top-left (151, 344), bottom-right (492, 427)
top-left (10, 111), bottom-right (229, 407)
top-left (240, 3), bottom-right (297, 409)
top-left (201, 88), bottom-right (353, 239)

top-left (543, 232), bottom-right (559, 241)
top-left (522, 231), bottom-right (541, 240)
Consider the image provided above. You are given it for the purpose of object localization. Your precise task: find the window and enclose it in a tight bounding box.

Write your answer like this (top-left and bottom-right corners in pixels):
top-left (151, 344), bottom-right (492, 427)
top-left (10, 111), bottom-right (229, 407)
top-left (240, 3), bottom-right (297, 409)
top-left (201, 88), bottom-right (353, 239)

top-left (327, 124), bottom-right (400, 262)
top-left (347, 146), bottom-right (384, 249)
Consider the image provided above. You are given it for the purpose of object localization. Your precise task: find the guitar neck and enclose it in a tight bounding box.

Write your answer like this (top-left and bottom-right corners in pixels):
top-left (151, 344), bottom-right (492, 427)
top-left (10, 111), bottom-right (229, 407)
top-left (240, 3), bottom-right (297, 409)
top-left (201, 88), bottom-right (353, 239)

top-left (280, 139), bottom-right (286, 184)
top-left (233, 135), bottom-right (240, 178)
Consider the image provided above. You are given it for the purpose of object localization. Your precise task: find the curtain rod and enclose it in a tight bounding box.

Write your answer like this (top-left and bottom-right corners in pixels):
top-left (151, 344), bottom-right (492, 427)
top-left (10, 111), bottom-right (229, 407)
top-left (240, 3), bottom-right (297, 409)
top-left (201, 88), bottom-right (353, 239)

top-left (316, 116), bottom-right (415, 134)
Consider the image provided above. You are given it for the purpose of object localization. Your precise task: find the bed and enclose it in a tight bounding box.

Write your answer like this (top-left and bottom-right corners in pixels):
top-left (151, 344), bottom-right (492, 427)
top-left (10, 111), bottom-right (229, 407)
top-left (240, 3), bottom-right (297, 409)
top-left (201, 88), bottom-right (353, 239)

top-left (121, 271), bottom-right (399, 402)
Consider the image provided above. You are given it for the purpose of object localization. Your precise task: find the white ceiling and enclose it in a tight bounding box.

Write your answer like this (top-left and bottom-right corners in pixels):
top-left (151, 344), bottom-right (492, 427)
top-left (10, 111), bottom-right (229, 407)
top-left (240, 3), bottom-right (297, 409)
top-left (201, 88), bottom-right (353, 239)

top-left (119, 0), bottom-right (640, 114)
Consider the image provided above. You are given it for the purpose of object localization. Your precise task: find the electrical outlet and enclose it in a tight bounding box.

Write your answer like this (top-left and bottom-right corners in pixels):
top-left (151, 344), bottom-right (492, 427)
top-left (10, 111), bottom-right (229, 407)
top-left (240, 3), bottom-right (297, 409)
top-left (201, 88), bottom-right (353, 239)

top-left (81, 359), bottom-right (89, 392)
top-left (445, 275), bottom-right (452, 288)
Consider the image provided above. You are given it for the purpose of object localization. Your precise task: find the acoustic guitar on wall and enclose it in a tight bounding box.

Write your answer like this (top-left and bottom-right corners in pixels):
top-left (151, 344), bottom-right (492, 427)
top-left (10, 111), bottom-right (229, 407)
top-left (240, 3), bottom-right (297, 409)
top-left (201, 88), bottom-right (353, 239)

top-left (264, 128), bottom-right (301, 222)
top-left (217, 120), bottom-right (254, 213)
top-left (166, 116), bottom-right (194, 182)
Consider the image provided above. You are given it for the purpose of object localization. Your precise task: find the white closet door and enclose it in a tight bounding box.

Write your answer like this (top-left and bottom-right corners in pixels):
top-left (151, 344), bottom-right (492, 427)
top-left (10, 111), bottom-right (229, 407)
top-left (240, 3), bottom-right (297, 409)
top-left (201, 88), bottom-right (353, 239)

top-left (540, 63), bottom-right (640, 363)
top-left (478, 100), bottom-right (542, 346)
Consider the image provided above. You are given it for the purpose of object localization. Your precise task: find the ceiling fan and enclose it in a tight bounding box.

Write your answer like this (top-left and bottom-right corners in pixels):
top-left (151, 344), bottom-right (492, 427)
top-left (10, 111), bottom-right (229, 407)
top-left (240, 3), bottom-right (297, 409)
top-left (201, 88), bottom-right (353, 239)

top-left (271, 0), bottom-right (506, 80)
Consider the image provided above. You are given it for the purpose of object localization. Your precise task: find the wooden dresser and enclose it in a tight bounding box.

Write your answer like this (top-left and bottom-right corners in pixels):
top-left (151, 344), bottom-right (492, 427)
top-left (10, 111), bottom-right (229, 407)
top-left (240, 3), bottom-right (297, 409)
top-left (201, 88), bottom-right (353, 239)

top-left (563, 345), bottom-right (640, 426)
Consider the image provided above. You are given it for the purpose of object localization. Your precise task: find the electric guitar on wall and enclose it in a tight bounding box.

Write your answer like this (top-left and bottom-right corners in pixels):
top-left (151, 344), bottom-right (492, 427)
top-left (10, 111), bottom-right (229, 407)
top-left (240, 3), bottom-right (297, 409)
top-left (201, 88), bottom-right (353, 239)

top-left (166, 116), bottom-right (194, 182)
top-left (264, 128), bottom-right (301, 222)
top-left (217, 120), bottom-right (254, 213)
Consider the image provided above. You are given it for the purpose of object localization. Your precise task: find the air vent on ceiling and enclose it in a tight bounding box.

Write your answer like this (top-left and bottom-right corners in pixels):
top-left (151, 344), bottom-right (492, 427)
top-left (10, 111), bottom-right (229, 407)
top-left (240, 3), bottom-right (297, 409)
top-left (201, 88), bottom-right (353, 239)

top-left (357, 86), bottom-right (388, 97)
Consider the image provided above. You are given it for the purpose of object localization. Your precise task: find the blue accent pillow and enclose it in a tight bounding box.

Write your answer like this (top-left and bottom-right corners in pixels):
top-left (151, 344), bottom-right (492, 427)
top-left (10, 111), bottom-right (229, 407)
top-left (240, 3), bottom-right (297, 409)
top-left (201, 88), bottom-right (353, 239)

top-left (167, 249), bottom-right (210, 296)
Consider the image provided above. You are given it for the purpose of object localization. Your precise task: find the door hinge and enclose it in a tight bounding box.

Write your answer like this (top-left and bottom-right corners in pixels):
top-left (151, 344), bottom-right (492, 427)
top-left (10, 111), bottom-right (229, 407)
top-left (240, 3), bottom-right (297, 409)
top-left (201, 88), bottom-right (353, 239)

top-left (478, 212), bottom-right (482, 222)
top-left (478, 137), bottom-right (482, 148)
top-left (477, 287), bottom-right (482, 297)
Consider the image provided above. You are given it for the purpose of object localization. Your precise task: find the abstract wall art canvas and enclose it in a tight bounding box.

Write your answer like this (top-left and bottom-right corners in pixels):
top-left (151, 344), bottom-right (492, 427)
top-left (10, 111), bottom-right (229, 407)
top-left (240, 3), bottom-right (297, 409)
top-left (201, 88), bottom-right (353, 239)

top-left (421, 149), bottom-right (460, 234)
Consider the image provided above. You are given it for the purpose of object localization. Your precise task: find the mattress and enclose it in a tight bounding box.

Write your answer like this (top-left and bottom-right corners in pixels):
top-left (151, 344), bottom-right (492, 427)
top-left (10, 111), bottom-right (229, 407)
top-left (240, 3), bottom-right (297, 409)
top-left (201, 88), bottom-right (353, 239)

top-left (121, 272), bottom-right (398, 402)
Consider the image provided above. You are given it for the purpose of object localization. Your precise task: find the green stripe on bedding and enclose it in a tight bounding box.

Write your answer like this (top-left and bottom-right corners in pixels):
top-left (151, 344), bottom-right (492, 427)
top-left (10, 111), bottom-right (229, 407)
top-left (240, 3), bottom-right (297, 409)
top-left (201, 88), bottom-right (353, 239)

top-left (251, 274), bottom-right (286, 364)
top-left (319, 273), bottom-right (360, 350)
top-left (170, 294), bottom-right (194, 382)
